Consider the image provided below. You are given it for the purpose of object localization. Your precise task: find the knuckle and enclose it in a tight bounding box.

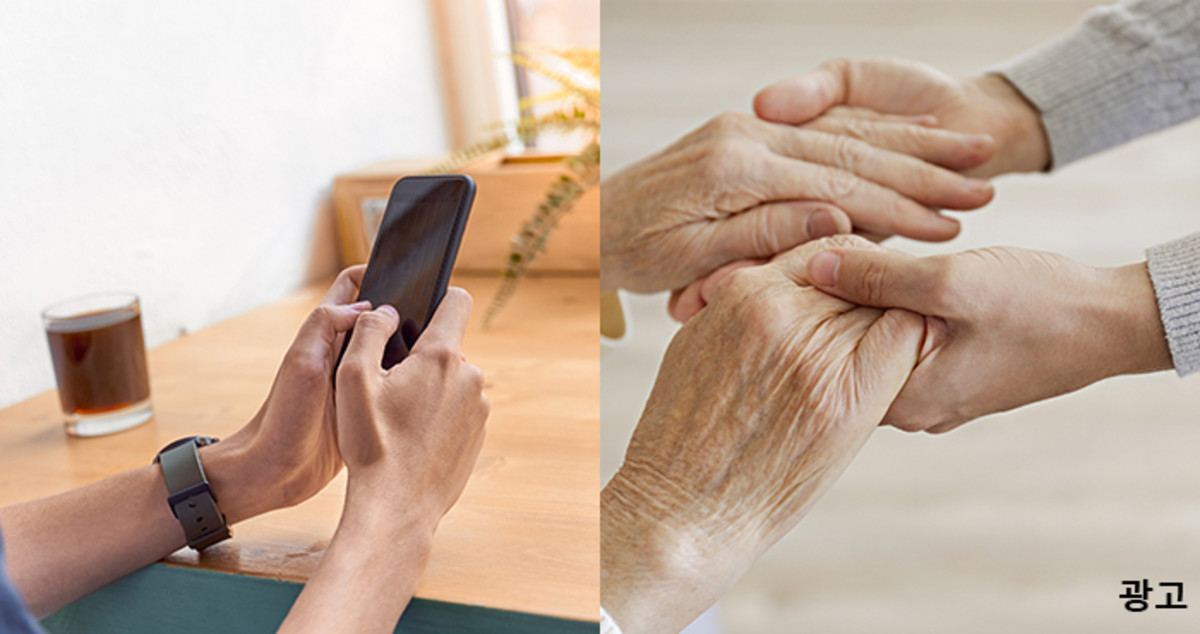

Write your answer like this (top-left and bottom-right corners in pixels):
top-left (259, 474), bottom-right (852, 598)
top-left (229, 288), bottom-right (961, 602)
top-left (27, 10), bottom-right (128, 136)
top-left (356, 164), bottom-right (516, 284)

top-left (356, 310), bottom-right (392, 331)
top-left (742, 293), bottom-right (790, 340)
top-left (821, 233), bottom-right (875, 250)
top-left (335, 360), bottom-right (368, 388)
top-left (904, 123), bottom-right (936, 149)
top-left (697, 139), bottom-right (747, 181)
top-left (856, 257), bottom-right (891, 306)
top-left (840, 118), bottom-right (874, 143)
top-left (925, 259), bottom-right (962, 312)
top-left (719, 266), bottom-right (761, 301)
top-left (908, 164), bottom-right (944, 195)
top-left (817, 168), bottom-right (860, 201)
top-left (706, 110), bottom-right (750, 134)
top-left (818, 117), bottom-right (873, 143)
top-left (463, 363), bottom-right (485, 392)
top-left (821, 57), bottom-right (851, 74)
top-left (740, 210), bottom-right (782, 256)
top-left (310, 304), bottom-right (337, 323)
top-left (282, 347), bottom-right (328, 383)
top-left (714, 271), bottom-right (787, 335)
top-left (426, 342), bottom-right (459, 369)
top-left (829, 134), bottom-right (872, 171)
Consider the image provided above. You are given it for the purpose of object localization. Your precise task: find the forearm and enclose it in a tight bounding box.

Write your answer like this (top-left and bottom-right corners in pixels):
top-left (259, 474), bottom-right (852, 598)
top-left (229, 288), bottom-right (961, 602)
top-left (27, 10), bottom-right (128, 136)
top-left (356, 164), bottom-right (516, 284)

top-left (600, 477), bottom-right (716, 634)
top-left (0, 441), bottom-right (265, 617)
top-left (0, 464), bottom-right (181, 617)
top-left (993, 0), bottom-right (1200, 169)
top-left (279, 489), bottom-right (435, 634)
top-left (600, 469), bottom-right (762, 634)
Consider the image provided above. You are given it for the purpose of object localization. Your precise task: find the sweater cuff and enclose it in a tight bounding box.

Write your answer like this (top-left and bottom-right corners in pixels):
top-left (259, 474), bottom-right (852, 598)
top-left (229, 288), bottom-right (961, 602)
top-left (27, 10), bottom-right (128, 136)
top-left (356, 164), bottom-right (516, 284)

top-left (1146, 232), bottom-right (1200, 377)
top-left (992, 0), bottom-right (1200, 169)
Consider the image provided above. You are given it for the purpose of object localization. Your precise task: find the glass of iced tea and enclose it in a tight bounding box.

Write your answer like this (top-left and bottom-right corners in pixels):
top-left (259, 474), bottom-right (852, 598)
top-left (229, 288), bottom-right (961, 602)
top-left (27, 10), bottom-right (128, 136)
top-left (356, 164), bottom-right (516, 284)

top-left (42, 292), bottom-right (153, 437)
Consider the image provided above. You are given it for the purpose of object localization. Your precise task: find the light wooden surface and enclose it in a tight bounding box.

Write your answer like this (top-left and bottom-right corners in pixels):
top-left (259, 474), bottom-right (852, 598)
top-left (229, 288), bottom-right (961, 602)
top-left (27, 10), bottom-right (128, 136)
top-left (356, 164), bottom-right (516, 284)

top-left (0, 274), bottom-right (598, 623)
top-left (603, 1), bottom-right (1200, 633)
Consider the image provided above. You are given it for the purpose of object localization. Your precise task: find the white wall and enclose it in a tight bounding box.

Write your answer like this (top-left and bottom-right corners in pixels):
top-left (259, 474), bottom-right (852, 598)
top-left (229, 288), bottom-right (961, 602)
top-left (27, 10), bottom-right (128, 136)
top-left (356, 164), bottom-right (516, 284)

top-left (0, 1), bottom-right (449, 408)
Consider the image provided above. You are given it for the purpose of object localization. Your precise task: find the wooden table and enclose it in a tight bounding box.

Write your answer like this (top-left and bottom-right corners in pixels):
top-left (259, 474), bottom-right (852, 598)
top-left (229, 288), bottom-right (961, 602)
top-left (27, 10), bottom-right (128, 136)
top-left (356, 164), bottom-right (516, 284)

top-left (0, 274), bottom-right (598, 633)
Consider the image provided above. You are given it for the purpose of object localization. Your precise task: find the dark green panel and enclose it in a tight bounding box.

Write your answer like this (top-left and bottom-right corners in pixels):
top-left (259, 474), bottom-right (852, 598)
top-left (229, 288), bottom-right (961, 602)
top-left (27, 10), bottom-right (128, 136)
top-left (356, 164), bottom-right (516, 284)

top-left (41, 564), bottom-right (596, 634)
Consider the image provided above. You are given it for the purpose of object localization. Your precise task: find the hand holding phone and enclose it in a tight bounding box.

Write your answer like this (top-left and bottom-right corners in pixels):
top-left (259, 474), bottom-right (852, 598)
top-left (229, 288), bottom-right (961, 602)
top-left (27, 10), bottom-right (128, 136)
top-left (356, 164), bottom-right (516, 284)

top-left (336, 175), bottom-right (475, 371)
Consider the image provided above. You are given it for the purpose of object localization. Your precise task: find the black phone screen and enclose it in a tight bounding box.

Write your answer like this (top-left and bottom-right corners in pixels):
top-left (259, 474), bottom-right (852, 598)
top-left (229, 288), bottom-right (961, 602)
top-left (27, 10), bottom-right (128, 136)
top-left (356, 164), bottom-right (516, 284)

top-left (349, 175), bottom-right (474, 369)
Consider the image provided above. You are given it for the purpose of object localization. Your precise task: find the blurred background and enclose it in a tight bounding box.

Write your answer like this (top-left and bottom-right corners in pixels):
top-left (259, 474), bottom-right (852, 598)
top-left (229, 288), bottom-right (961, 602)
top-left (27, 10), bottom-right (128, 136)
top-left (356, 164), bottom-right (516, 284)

top-left (0, 0), bottom-right (597, 409)
top-left (601, 0), bottom-right (1200, 632)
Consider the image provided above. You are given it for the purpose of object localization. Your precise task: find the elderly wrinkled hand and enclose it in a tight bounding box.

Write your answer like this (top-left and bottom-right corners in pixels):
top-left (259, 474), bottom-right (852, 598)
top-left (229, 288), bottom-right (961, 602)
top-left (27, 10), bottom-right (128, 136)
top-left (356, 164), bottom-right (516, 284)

top-left (601, 235), bottom-right (925, 634)
top-left (601, 110), bottom-right (996, 294)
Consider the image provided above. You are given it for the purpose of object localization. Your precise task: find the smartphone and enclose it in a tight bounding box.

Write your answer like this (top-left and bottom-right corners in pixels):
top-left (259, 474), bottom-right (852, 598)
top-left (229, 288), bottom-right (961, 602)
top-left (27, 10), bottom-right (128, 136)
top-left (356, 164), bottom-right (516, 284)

top-left (336, 174), bottom-right (475, 371)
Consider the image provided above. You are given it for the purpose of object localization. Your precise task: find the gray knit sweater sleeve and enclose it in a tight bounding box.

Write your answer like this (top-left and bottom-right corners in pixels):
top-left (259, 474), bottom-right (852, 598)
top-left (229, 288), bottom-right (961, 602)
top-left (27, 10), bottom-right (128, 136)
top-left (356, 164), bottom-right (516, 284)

top-left (1147, 234), bottom-right (1200, 376)
top-left (993, 0), bottom-right (1200, 168)
top-left (993, 0), bottom-right (1200, 377)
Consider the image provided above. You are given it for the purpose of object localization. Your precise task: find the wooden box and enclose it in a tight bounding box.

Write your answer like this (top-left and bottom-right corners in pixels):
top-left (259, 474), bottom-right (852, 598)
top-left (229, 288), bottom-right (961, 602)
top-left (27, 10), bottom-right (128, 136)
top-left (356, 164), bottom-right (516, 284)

top-left (332, 153), bottom-right (600, 274)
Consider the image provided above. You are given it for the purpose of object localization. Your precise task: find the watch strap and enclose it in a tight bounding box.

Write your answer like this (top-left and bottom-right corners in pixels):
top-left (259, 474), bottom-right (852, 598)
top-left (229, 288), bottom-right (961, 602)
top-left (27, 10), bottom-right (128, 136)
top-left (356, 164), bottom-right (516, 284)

top-left (157, 439), bottom-right (231, 550)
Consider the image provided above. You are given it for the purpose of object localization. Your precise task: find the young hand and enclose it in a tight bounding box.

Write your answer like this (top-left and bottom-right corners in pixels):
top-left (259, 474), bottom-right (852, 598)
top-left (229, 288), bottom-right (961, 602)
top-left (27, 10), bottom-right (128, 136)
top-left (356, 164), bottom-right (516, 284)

top-left (335, 289), bottom-right (489, 531)
top-left (754, 58), bottom-right (1050, 177)
top-left (204, 265), bottom-right (371, 523)
top-left (802, 243), bottom-right (1173, 433)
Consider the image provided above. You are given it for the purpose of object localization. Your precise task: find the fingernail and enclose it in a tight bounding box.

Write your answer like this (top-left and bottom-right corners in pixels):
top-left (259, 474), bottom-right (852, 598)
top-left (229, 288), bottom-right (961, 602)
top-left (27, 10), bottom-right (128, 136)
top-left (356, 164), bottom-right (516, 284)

top-left (349, 300), bottom-right (371, 311)
top-left (912, 114), bottom-right (939, 127)
top-left (806, 209), bottom-right (839, 239)
top-left (964, 177), bottom-right (991, 193)
top-left (936, 214), bottom-right (961, 232)
top-left (808, 251), bottom-right (840, 286)
top-left (377, 304), bottom-right (399, 319)
top-left (967, 134), bottom-right (993, 149)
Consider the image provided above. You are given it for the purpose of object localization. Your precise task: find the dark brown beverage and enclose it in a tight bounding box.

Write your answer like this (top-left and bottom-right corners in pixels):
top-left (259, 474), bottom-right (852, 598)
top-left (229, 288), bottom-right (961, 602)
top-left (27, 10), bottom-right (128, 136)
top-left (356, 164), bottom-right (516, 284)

top-left (45, 306), bottom-right (150, 415)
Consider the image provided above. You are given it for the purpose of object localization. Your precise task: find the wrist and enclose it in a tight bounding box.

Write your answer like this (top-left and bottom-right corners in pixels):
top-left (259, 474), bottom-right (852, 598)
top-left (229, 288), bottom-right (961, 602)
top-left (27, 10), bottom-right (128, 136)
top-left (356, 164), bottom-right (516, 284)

top-left (601, 470), bottom-right (738, 634)
top-left (279, 483), bottom-right (436, 633)
top-left (336, 480), bottom-right (438, 588)
top-left (1096, 262), bottom-right (1174, 377)
top-left (197, 437), bottom-right (274, 525)
top-left (344, 471), bottom-right (444, 541)
top-left (966, 74), bottom-right (1049, 174)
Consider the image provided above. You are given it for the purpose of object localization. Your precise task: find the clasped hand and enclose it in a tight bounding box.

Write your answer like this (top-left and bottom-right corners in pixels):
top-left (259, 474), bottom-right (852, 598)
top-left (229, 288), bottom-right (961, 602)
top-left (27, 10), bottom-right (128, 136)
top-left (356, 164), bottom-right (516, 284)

top-left (601, 108), bottom-right (995, 293)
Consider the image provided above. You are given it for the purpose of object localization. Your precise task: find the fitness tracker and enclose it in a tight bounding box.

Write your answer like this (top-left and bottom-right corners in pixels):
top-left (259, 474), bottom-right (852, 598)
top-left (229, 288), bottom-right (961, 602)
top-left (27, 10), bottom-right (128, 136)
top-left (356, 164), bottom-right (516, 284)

top-left (153, 436), bottom-right (231, 550)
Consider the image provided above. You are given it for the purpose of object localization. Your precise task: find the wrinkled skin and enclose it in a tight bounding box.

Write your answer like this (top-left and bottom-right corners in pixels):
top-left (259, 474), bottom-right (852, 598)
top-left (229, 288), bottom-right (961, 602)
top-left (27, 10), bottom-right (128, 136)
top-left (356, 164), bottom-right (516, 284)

top-left (601, 110), bottom-right (995, 294)
top-left (673, 242), bottom-right (1174, 436)
top-left (602, 235), bottom-right (926, 634)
